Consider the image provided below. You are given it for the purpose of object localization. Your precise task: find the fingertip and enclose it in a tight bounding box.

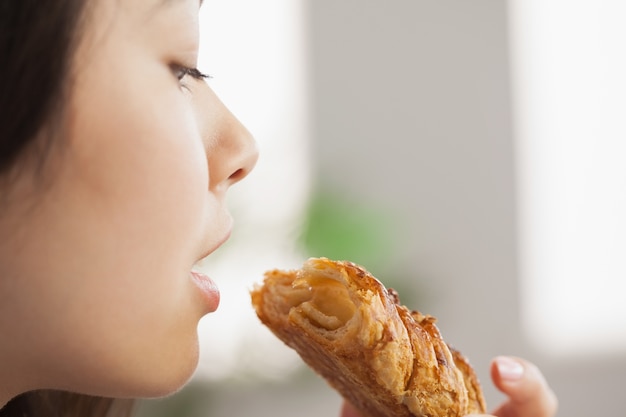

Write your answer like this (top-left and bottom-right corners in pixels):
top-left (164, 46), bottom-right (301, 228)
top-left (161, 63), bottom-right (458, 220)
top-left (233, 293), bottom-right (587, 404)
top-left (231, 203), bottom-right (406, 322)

top-left (492, 356), bottom-right (525, 383)
top-left (489, 356), bottom-right (558, 417)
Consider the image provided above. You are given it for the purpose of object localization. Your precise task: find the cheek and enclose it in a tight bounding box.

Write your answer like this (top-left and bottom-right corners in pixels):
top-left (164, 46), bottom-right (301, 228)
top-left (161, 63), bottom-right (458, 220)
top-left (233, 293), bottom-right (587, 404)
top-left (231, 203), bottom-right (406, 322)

top-left (69, 80), bottom-right (210, 241)
top-left (34, 93), bottom-right (213, 395)
top-left (56, 76), bottom-right (213, 321)
top-left (77, 108), bottom-right (210, 304)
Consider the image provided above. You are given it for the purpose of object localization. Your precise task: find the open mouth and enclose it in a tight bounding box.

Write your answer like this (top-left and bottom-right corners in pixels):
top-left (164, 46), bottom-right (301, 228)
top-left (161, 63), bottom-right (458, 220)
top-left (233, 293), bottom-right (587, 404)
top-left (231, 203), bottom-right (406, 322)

top-left (190, 269), bottom-right (220, 313)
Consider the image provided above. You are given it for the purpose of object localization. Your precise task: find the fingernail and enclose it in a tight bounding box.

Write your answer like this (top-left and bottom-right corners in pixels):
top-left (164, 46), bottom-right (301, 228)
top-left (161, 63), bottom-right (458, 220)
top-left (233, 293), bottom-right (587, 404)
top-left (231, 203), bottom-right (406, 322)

top-left (495, 356), bottom-right (524, 380)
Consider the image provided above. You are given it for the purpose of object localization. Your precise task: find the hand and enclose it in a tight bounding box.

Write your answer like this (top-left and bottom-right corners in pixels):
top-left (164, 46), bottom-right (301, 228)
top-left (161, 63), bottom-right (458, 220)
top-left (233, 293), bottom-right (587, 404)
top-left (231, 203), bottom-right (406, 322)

top-left (339, 356), bottom-right (557, 417)
top-left (466, 356), bottom-right (558, 417)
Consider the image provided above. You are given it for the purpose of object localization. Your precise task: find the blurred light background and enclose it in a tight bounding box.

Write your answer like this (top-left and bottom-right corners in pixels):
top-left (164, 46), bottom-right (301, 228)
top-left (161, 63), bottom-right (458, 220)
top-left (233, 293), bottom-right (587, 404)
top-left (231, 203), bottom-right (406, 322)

top-left (137, 1), bottom-right (626, 416)
top-left (510, 0), bottom-right (626, 357)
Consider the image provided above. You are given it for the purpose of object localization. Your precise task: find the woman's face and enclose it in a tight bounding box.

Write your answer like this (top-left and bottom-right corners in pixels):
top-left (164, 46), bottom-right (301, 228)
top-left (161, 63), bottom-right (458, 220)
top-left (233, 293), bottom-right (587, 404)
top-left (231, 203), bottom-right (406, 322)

top-left (0, 0), bottom-right (257, 399)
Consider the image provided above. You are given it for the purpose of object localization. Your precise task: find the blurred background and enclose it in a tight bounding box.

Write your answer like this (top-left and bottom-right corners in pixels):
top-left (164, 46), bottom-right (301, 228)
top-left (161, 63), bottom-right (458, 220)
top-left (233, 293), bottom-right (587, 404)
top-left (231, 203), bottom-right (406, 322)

top-left (136, 1), bottom-right (626, 416)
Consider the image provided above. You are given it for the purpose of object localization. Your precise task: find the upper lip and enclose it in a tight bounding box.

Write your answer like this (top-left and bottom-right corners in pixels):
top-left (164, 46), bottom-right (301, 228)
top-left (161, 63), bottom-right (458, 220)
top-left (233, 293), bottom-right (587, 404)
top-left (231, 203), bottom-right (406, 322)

top-left (196, 225), bottom-right (232, 263)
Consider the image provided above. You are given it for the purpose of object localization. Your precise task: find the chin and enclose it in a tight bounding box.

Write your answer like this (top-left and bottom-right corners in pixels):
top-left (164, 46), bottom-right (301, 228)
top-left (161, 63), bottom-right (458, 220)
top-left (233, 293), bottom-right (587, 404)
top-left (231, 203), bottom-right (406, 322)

top-left (101, 342), bottom-right (201, 400)
top-left (143, 349), bottom-right (200, 399)
top-left (59, 362), bottom-right (199, 402)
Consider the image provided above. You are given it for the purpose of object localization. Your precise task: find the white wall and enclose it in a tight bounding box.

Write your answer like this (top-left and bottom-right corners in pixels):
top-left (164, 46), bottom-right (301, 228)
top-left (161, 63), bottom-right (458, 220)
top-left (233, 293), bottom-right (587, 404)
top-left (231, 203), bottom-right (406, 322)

top-left (510, 0), bottom-right (626, 356)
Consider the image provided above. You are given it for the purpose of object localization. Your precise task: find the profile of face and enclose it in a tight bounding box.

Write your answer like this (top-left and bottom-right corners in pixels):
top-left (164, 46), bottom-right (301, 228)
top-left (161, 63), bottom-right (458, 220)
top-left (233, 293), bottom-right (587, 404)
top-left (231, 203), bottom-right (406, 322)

top-left (0, 0), bottom-right (257, 400)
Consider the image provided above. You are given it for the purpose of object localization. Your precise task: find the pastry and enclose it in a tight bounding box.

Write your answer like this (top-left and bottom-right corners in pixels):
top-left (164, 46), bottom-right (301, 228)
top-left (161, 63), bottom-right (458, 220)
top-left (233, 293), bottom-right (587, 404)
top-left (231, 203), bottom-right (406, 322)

top-left (250, 257), bottom-right (486, 417)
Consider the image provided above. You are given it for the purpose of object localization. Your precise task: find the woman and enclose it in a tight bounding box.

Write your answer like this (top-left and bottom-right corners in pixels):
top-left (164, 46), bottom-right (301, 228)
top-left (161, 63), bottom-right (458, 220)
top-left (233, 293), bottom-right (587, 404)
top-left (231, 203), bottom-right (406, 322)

top-left (0, 0), bottom-right (556, 416)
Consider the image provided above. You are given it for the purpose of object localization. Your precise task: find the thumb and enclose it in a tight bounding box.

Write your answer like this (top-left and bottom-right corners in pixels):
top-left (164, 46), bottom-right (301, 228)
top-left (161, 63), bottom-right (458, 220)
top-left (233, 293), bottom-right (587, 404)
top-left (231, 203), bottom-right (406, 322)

top-left (487, 356), bottom-right (558, 417)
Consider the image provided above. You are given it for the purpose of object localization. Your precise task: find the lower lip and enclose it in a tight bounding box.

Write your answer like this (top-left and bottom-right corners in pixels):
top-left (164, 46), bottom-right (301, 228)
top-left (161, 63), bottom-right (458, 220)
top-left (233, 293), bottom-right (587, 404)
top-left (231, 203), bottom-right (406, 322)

top-left (190, 270), bottom-right (220, 312)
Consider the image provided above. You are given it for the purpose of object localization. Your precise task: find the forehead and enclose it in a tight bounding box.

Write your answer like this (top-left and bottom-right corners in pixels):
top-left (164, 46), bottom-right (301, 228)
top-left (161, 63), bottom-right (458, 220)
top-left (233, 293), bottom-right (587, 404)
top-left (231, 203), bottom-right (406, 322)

top-left (104, 0), bottom-right (202, 24)
top-left (74, 0), bottom-right (202, 65)
top-left (154, 0), bottom-right (203, 8)
top-left (87, 0), bottom-right (201, 32)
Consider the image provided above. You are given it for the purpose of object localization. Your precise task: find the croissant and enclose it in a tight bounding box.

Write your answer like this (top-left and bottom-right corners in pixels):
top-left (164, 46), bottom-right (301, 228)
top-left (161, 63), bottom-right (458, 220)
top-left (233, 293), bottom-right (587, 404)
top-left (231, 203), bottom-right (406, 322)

top-left (250, 257), bottom-right (486, 417)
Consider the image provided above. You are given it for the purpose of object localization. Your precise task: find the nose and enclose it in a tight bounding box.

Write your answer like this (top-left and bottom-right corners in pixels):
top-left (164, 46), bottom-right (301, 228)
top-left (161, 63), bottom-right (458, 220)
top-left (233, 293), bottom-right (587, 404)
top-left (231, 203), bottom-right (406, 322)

top-left (211, 114), bottom-right (258, 190)
top-left (199, 88), bottom-right (259, 191)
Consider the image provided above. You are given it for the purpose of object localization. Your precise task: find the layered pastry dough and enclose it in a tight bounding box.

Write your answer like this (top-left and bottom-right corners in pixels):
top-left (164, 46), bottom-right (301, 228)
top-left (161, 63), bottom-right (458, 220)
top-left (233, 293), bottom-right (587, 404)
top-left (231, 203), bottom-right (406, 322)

top-left (251, 257), bottom-right (486, 417)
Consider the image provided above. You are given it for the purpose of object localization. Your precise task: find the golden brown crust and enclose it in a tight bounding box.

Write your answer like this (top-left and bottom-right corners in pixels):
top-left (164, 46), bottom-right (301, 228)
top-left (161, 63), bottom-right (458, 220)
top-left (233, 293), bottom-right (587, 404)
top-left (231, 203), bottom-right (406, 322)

top-left (251, 257), bottom-right (486, 417)
top-left (448, 346), bottom-right (487, 415)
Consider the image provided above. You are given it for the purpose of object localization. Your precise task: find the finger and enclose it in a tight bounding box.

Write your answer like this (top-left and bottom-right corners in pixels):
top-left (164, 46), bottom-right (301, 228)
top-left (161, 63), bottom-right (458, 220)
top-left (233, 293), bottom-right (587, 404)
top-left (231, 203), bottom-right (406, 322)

top-left (339, 401), bottom-right (363, 417)
top-left (488, 356), bottom-right (558, 417)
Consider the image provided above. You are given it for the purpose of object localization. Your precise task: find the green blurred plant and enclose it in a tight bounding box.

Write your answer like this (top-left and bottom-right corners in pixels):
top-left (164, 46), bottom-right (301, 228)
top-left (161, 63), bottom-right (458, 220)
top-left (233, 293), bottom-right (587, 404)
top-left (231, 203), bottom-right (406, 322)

top-left (299, 189), bottom-right (393, 269)
top-left (297, 185), bottom-right (414, 302)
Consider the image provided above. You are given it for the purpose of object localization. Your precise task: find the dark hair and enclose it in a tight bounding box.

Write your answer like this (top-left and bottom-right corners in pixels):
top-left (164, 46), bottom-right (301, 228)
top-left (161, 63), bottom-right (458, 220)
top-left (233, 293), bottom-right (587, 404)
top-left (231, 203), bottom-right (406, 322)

top-left (2, 391), bottom-right (134, 417)
top-left (0, 0), bottom-right (83, 176)
top-left (0, 1), bottom-right (134, 416)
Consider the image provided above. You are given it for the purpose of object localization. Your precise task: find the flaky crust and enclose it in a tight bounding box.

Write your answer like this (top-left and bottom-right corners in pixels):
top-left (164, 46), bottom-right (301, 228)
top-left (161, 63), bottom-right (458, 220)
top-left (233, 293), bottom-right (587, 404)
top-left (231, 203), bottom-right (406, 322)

top-left (250, 257), bottom-right (486, 417)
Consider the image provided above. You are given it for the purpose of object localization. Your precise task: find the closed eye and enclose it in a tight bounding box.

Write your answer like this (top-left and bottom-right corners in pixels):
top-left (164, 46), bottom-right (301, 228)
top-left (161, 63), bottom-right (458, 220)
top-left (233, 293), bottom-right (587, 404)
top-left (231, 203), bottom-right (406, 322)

top-left (171, 64), bottom-right (212, 87)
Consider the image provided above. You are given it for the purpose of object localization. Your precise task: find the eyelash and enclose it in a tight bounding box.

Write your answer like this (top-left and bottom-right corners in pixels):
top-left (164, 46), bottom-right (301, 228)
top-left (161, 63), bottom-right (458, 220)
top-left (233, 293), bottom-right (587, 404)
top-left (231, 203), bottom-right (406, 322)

top-left (172, 65), bottom-right (211, 86)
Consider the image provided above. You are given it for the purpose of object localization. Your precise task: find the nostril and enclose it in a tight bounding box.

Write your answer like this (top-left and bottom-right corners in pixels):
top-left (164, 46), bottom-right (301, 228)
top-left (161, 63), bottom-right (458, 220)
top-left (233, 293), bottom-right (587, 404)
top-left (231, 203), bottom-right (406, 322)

top-left (228, 168), bottom-right (245, 183)
top-left (224, 142), bottom-right (258, 186)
